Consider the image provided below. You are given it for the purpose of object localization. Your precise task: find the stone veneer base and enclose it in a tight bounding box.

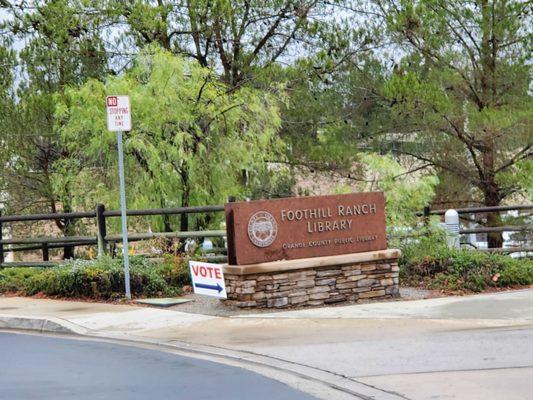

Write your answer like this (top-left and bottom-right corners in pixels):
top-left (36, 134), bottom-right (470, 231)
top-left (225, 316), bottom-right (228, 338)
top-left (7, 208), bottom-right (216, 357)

top-left (223, 249), bottom-right (400, 308)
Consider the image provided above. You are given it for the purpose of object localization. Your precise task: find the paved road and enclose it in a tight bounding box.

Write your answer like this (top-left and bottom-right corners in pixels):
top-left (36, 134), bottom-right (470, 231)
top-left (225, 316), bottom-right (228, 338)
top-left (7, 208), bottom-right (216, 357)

top-left (0, 332), bottom-right (315, 400)
top-left (2, 291), bottom-right (533, 399)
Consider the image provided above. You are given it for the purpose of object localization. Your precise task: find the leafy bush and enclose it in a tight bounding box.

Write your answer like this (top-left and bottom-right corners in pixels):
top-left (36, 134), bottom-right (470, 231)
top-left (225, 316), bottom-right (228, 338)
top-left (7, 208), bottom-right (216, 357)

top-left (0, 256), bottom-right (193, 300)
top-left (159, 254), bottom-right (192, 287)
top-left (400, 234), bottom-right (533, 292)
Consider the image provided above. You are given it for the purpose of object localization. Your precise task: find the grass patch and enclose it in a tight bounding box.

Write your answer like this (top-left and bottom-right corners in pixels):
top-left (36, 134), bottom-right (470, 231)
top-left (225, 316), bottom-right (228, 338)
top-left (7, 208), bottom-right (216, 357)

top-left (400, 233), bottom-right (533, 292)
top-left (0, 255), bottom-right (192, 300)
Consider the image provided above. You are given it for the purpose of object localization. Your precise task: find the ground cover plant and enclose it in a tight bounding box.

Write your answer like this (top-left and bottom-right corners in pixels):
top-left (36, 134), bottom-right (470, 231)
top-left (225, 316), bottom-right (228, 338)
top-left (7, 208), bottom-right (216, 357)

top-left (0, 255), bottom-right (192, 300)
top-left (400, 232), bottom-right (533, 292)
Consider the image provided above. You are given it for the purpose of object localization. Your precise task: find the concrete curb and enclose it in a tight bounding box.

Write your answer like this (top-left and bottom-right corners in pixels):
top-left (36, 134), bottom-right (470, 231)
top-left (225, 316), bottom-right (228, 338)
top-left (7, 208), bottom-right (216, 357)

top-left (0, 314), bottom-right (90, 335)
top-left (0, 314), bottom-right (407, 400)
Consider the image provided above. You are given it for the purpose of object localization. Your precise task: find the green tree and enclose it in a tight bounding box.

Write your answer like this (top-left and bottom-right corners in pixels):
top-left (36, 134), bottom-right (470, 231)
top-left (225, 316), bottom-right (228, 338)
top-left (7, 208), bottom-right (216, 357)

top-left (373, 0), bottom-right (532, 247)
top-left (1, 0), bottom-right (109, 256)
top-left (333, 152), bottom-right (439, 228)
top-left (0, 39), bottom-right (17, 206)
top-left (276, 55), bottom-right (389, 174)
top-left (106, 0), bottom-right (363, 88)
top-left (56, 47), bottom-right (284, 233)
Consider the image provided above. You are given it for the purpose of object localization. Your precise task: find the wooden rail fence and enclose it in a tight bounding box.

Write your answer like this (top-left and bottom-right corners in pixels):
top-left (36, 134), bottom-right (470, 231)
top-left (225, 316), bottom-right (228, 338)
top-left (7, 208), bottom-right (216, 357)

top-left (420, 204), bottom-right (532, 253)
top-left (0, 204), bottom-right (226, 265)
top-left (1, 203), bottom-right (531, 267)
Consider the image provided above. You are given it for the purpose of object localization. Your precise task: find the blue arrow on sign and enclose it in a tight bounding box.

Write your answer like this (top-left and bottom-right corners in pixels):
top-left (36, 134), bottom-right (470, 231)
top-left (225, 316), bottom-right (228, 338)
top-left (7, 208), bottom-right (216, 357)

top-left (195, 283), bottom-right (223, 293)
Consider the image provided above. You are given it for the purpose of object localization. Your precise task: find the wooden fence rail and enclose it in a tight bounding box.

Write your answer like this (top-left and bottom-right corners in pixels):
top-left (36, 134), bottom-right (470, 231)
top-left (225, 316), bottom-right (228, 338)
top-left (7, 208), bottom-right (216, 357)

top-left (417, 204), bottom-right (533, 216)
top-left (460, 225), bottom-right (532, 234)
top-left (0, 204), bottom-right (226, 264)
top-left (1, 203), bottom-right (531, 267)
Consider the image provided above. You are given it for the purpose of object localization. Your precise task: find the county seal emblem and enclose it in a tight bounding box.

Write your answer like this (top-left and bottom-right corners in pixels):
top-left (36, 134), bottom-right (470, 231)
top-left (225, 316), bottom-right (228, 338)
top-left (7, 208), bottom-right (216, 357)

top-left (247, 211), bottom-right (278, 248)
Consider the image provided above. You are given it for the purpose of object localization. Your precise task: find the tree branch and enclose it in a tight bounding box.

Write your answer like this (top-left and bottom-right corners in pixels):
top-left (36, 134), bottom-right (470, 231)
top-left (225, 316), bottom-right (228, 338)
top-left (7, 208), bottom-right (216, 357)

top-left (495, 144), bottom-right (532, 173)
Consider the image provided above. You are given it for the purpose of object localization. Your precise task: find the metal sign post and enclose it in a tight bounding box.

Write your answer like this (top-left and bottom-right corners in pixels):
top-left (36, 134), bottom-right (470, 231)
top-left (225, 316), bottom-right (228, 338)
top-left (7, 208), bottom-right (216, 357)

top-left (116, 130), bottom-right (131, 299)
top-left (106, 95), bottom-right (132, 299)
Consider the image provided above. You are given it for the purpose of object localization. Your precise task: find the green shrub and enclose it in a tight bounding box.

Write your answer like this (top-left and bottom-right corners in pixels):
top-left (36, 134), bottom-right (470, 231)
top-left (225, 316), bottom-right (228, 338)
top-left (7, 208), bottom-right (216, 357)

top-left (159, 254), bottom-right (192, 287)
top-left (499, 261), bottom-right (533, 286)
top-left (0, 268), bottom-right (41, 293)
top-left (400, 234), bottom-right (533, 292)
top-left (0, 256), bottom-right (194, 299)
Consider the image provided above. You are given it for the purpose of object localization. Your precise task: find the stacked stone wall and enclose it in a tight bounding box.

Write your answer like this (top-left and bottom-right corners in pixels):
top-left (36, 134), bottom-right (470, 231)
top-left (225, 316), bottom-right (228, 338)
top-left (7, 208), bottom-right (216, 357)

top-left (224, 258), bottom-right (399, 308)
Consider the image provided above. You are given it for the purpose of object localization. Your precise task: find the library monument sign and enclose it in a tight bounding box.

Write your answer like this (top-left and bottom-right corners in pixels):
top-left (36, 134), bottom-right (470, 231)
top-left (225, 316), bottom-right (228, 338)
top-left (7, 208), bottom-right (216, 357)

top-left (223, 192), bottom-right (400, 308)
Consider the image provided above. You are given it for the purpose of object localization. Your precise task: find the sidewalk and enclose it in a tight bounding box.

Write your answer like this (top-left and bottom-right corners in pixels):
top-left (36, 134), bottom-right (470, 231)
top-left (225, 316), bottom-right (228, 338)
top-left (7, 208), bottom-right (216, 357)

top-left (1, 289), bottom-right (533, 400)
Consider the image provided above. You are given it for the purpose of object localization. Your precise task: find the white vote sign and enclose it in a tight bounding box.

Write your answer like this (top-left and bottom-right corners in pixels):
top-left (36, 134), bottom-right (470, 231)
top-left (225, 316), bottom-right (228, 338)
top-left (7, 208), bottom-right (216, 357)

top-left (106, 95), bottom-right (132, 132)
top-left (189, 261), bottom-right (227, 299)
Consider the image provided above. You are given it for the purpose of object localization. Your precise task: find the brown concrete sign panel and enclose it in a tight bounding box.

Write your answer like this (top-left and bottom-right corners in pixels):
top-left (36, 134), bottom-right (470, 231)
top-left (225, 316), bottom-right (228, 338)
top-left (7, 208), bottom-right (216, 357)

top-left (225, 192), bottom-right (387, 265)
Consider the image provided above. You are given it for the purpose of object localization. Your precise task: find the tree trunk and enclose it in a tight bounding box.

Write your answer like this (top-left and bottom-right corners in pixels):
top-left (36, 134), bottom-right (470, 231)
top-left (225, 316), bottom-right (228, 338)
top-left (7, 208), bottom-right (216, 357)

top-left (180, 166), bottom-right (190, 233)
top-left (52, 199), bottom-right (76, 260)
top-left (160, 197), bottom-right (174, 252)
top-left (178, 167), bottom-right (190, 252)
top-left (62, 203), bottom-right (76, 260)
top-left (483, 188), bottom-right (503, 249)
top-left (63, 221), bottom-right (75, 259)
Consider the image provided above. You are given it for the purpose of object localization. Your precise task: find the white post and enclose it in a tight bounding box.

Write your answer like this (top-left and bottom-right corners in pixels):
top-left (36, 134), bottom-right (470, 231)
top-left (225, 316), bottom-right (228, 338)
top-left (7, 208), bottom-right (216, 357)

top-left (117, 131), bottom-right (131, 299)
top-left (202, 238), bottom-right (213, 251)
top-left (445, 209), bottom-right (460, 249)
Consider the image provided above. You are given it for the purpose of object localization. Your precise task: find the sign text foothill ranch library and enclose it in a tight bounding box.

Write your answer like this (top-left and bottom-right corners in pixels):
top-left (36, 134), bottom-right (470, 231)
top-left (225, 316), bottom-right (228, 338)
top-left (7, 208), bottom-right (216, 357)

top-left (282, 203), bottom-right (378, 234)
top-left (225, 192), bottom-right (387, 265)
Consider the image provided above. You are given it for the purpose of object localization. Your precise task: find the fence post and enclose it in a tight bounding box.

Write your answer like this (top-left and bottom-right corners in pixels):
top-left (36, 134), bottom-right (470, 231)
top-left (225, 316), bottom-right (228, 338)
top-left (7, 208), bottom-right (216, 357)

top-left (423, 206), bottom-right (430, 224)
top-left (96, 204), bottom-right (107, 257)
top-left (42, 243), bottom-right (49, 262)
top-left (0, 211), bottom-right (4, 264)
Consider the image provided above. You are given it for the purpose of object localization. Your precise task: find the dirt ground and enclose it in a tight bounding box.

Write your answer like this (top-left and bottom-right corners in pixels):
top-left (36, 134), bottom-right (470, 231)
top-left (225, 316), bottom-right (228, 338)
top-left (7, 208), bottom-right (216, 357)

top-left (166, 286), bottom-right (441, 316)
